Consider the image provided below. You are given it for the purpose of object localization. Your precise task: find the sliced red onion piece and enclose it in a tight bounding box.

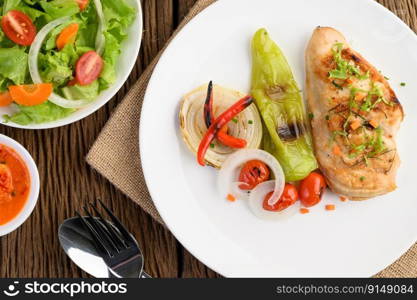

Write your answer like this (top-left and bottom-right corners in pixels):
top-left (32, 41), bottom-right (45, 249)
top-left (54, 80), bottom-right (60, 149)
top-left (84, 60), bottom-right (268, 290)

top-left (218, 149), bottom-right (285, 207)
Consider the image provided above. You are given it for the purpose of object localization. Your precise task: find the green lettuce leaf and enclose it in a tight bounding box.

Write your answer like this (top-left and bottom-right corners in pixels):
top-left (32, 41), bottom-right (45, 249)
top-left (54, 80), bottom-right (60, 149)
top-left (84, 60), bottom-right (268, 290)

top-left (99, 32), bottom-right (119, 90)
top-left (101, 0), bottom-right (135, 30)
top-left (0, 47), bottom-right (28, 84)
top-left (61, 80), bottom-right (99, 100)
top-left (2, 0), bottom-right (21, 14)
top-left (97, 0), bottom-right (136, 90)
top-left (40, 0), bottom-right (79, 20)
top-left (0, 28), bottom-right (15, 47)
top-left (4, 101), bottom-right (75, 125)
top-left (0, 75), bottom-right (12, 92)
top-left (75, 2), bottom-right (98, 48)
top-left (39, 44), bottom-right (78, 86)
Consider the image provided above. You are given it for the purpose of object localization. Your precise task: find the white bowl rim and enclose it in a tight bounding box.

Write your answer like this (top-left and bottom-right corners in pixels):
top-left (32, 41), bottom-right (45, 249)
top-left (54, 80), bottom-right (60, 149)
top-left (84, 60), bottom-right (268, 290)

top-left (0, 0), bottom-right (143, 130)
top-left (0, 134), bottom-right (40, 236)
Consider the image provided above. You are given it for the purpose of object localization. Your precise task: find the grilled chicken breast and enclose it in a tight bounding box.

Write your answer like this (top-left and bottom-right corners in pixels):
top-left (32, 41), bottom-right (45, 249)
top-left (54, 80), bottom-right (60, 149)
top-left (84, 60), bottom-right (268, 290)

top-left (305, 27), bottom-right (403, 200)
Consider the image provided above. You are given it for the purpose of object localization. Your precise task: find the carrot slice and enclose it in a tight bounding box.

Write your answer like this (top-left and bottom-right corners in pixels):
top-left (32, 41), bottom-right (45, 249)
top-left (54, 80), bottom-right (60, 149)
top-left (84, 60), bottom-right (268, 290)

top-left (9, 84), bottom-right (52, 106)
top-left (0, 91), bottom-right (13, 107)
top-left (339, 196), bottom-right (347, 202)
top-left (350, 119), bottom-right (361, 131)
top-left (226, 194), bottom-right (236, 202)
top-left (332, 145), bottom-right (342, 156)
top-left (300, 208), bottom-right (310, 214)
top-left (369, 119), bottom-right (379, 128)
top-left (56, 23), bottom-right (79, 50)
top-left (325, 204), bottom-right (336, 211)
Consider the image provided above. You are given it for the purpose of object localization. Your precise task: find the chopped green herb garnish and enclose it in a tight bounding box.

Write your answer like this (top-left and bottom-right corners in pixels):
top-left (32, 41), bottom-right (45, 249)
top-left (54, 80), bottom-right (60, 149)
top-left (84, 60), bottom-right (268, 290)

top-left (248, 120), bottom-right (253, 125)
top-left (210, 143), bottom-right (215, 148)
top-left (367, 127), bottom-right (386, 157)
top-left (232, 118), bottom-right (238, 123)
top-left (330, 130), bottom-right (348, 143)
top-left (349, 87), bottom-right (366, 110)
top-left (359, 176), bottom-right (366, 182)
top-left (332, 80), bottom-right (343, 90)
top-left (364, 155), bottom-right (369, 166)
top-left (400, 82), bottom-right (406, 86)
top-left (329, 69), bottom-right (348, 79)
top-left (308, 112), bottom-right (314, 120)
top-left (358, 70), bottom-right (371, 80)
top-left (329, 43), bottom-right (363, 80)
top-left (325, 115), bottom-right (330, 121)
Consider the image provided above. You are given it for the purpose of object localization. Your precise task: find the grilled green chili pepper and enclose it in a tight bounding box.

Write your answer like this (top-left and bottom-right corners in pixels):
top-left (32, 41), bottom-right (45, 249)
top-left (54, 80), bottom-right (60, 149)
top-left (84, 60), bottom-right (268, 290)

top-left (251, 28), bottom-right (317, 181)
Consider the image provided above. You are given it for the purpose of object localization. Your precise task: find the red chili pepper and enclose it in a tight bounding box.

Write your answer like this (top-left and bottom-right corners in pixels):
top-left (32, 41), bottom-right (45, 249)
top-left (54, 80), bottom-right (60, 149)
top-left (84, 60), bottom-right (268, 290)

top-left (217, 126), bottom-right (247, 148)
top-left (204, 81), bottom-right (214, 128)
top-left (198, 96), bottom-right (253, 166)
top-left (203, 82), bottom-right (248, 149)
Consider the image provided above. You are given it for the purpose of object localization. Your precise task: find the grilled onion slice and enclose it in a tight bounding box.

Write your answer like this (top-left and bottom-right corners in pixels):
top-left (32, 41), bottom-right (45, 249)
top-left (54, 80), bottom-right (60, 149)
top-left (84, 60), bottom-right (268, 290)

top-left (179, 84), bottom-right (263, 168)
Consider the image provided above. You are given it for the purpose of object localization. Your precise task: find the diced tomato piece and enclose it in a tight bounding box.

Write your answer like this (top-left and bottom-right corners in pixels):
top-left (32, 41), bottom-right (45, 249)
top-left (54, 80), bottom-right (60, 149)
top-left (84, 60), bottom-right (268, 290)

top-left (1, 10), bottom-right (36, 46)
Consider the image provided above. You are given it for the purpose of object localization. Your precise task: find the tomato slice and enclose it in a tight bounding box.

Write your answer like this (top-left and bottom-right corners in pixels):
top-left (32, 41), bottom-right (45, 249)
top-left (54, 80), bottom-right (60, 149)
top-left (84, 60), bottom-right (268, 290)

top-left (56, 23), bottom-right (79, 50)
top-left (76, 0), bottom-right (90, 11)
top-left (75, 51), bottom-right (104, 86)
top-left (263, 184), bottom-right (299, 212)
top-left (238, 160), bottom-right (270, 190)
top-left (0, 92), bottom-right (13, 107)
top-left (9, 84), bottom-right (53, 106)
top-left (1, 10), bottom-right (36, 46)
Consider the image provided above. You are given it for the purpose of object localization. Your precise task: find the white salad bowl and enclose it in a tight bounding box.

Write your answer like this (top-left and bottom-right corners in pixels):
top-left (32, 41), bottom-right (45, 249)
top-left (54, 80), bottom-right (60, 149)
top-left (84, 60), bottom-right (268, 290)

top-left (0, 0), bottom-right (143, 130)
top-left (0, 134), bottom-right (40, 236)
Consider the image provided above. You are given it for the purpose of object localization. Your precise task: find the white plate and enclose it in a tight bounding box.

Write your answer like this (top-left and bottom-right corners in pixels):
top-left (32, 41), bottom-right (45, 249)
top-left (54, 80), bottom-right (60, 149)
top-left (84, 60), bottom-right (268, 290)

top-left (140, 0), bottom-right (417, 277)
top-left (0, 0), bottom-right (143, 129)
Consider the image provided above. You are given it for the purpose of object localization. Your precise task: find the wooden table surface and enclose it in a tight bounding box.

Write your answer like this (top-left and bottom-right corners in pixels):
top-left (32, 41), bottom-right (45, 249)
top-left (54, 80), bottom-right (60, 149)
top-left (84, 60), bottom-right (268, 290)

top-left (0, 0), bottom-right (416, 278)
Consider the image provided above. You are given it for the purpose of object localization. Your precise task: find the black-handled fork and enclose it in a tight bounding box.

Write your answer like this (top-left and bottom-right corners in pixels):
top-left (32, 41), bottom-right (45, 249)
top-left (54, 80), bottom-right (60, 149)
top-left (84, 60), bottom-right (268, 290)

top-left (75, 199), bottom-right (150, 278)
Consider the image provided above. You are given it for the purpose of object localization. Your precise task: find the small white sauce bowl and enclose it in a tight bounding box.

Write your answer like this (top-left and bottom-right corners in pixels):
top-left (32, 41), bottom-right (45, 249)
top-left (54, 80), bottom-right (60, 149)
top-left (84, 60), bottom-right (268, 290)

top-left (0, 134), bottom-right (40, 236)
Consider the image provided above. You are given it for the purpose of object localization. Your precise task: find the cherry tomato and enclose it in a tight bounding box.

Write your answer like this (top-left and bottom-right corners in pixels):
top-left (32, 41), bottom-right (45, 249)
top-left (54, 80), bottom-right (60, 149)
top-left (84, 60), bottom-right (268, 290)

top-left (238, 160), bottom-right (270, 190)
top-left (263, 184), bottom-right (298, 212)
top-left (1, 10), bottom-right (36, 46)
top-left (299, 172), bottom-right (327, 207)
top-left (67, 78), bottom-right (78, 86)
top-left (75, 51), bottom-right (104, 86)
top-left (76, 0), bottom-right (90, 11)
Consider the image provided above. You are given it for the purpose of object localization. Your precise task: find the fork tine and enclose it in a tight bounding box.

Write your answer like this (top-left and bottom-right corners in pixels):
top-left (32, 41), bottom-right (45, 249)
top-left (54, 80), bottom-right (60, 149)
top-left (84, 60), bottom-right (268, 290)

top-left (97, 199), bottom-right (134, 243)
top-left (89, 202), bottom-right (127, 249)
top-left (83, 206), bottom-right (120, 254)
top-left (75, 211), bottom-right (112, 257)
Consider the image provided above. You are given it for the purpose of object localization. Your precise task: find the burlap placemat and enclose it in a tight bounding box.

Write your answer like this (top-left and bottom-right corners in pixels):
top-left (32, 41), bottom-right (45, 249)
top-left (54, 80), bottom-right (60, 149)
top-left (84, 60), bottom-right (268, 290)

top-left (87, 0), bottom-right (417, 277)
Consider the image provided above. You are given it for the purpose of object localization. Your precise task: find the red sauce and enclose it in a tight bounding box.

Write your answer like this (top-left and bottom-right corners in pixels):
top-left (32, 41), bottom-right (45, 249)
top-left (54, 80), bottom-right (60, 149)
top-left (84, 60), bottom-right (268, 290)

top-left (0, 144), bottom-right (30, 225)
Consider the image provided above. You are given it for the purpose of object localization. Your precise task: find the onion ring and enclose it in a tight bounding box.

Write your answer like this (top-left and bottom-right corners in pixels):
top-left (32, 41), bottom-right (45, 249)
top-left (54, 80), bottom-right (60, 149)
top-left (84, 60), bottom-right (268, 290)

top-left (217, 149), bottom-right (285, 206)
